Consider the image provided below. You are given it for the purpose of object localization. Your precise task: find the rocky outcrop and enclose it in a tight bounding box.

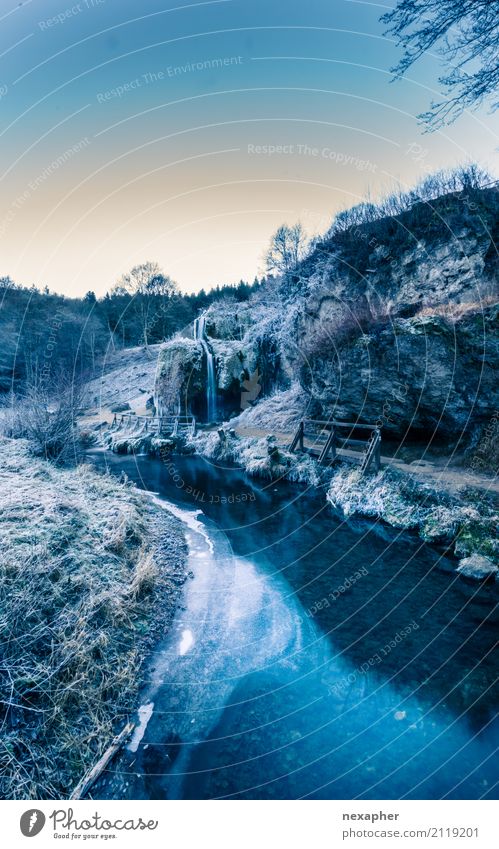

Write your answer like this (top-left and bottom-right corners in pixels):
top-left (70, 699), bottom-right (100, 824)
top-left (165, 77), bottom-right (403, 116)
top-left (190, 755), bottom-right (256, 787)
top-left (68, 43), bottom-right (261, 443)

top-left (295, 305), bottom-right (498, 441)
top-left (296, 187), bottom-right (499, 310)
top-left (156, 337), bottom-right (204, 415)
top-left (285, 189), bottom-right (499, 443)
top-left (155, 334), bottom-right (258, 420)
top-left (154, 188), bottom-right (498, 441)
top-left (155, 303), bottom-right (281, 420)
top-left (202, 300), bottom-right (255, 340)
top-left (457, 554), bottom-right (498, 581)
top-left (211, 339), bottom-right (258, 392)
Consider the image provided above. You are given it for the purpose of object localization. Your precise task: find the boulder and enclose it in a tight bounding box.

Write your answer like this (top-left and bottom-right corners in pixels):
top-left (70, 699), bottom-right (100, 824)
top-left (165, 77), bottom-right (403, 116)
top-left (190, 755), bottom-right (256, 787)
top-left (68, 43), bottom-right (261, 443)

top-left (457, 554), bottom-right (498, 581)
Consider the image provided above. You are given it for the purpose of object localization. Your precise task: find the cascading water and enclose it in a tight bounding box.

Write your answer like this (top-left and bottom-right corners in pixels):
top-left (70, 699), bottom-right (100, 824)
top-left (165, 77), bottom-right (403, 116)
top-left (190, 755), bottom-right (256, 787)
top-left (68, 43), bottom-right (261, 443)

top-left (194, 314), bottom-right (217, 422)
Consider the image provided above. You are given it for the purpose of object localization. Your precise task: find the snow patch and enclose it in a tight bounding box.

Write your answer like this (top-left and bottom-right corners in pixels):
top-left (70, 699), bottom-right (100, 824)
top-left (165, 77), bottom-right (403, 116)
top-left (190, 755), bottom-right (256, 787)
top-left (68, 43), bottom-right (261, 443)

top-left (128, 702), bottom-right (154, 752)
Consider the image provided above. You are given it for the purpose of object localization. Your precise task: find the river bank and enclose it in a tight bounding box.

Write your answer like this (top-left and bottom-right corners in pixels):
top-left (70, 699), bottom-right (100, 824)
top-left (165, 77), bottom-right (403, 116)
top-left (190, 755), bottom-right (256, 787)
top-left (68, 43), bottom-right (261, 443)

top-left (102, 422), bottom-right (499, 581)
top-left (194, 429), bottom-right (499, 577)
top-left (0, 438), bottom-right (188, 799)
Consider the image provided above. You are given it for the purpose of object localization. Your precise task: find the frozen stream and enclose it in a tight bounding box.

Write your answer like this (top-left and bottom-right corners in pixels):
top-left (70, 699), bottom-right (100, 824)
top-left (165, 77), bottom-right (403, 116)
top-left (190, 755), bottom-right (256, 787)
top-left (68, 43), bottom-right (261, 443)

top-left (88, 452), bottom-right (499, 800)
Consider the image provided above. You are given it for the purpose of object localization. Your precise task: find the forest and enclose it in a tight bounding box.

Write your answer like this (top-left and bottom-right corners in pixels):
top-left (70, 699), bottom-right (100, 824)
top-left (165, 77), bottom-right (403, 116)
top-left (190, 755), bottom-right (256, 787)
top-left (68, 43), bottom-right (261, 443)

top-left (0, 272), bottom-right (260, 395)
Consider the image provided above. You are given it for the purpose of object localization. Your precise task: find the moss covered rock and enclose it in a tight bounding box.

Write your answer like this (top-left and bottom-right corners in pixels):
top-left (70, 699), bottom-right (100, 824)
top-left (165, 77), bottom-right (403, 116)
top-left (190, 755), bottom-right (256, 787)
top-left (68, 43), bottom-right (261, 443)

top-left (156, 337), bottom-right (204, 413)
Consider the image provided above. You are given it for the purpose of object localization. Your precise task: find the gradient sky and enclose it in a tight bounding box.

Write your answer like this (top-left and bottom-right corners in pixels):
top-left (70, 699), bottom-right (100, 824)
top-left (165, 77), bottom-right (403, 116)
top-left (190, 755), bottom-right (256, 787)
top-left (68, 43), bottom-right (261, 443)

top-left (0, 0), bottom-right (498, 296)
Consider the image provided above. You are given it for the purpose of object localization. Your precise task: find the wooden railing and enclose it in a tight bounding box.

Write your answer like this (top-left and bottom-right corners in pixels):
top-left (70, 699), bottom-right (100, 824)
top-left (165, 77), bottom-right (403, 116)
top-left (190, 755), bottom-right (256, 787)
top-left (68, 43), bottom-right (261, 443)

top-left (289, 419), bottom-right (381, 474)
top-left (112, 413), bottom-right (196, 437)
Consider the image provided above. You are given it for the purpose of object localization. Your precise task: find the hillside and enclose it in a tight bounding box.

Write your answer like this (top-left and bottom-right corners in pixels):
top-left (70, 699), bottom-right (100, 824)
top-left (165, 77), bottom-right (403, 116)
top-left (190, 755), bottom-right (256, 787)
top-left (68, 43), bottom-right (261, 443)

top-left (83, 343), bottom-right (163, 422)
top-left (154, 184), bottom-right (498, 459)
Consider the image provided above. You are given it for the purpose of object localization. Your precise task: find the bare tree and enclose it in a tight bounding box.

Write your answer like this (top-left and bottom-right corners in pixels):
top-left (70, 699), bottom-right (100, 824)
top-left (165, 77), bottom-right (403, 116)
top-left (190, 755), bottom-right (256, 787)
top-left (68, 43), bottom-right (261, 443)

top-left (327, 164), bottom-right (491, 239)
top-left (265, 223), bottom-right (307, 275)
top-left (114, 262), bottom-right (176, 347)
top-left (383, 0), bottom-right (499, 128)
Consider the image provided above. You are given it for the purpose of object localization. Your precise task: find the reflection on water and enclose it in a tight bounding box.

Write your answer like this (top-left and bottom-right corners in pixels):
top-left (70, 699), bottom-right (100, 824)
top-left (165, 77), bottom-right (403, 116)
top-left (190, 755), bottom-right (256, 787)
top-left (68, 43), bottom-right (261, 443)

top-left (88, 451), bottom-right (499, 800)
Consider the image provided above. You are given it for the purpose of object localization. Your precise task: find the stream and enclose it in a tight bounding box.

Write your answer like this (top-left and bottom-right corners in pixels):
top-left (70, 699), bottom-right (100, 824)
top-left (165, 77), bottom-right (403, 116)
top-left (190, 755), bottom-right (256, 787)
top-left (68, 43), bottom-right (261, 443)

top-left (88, 450), bottom-right (499, 800)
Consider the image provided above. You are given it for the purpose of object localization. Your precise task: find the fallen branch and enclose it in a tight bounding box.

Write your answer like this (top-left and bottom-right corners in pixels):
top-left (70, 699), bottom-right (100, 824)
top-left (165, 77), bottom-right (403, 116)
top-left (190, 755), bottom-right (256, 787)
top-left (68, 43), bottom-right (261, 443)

top-left (70, 721), bottom-right (134, 800)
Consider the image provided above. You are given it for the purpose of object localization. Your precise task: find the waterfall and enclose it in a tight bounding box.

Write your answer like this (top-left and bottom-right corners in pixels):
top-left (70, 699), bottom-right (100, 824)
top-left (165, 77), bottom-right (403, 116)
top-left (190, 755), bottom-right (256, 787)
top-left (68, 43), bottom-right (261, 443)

top-left (194, 314), bottom-right (217, 422)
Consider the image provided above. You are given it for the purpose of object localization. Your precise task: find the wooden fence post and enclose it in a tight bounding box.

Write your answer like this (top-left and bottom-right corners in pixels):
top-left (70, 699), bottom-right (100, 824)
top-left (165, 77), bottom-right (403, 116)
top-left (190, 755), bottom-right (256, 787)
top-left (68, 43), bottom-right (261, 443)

top-left (374, 430), bottom-right (381, 472)
top-left (289, 420), bottom-right (304, 452)
top-left (318, 426), bottom-right (336, 464)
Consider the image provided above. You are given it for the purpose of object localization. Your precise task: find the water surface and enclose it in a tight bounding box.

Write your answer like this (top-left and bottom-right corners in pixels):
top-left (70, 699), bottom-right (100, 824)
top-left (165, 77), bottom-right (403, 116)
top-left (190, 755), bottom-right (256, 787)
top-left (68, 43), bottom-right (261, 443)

top-left (88, 451), bottom-right (499, 800)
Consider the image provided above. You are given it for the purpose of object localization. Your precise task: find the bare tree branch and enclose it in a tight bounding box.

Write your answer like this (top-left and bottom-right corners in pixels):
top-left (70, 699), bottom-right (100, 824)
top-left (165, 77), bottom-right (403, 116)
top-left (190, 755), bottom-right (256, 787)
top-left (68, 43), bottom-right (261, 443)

top-left (382, 0), bottom-right (499, 128)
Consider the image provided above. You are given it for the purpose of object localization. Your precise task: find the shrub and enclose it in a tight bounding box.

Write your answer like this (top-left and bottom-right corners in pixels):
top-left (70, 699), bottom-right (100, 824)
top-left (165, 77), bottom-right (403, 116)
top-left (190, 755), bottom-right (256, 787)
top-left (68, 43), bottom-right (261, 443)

top-left (3, 375), bottom-right (84, 465)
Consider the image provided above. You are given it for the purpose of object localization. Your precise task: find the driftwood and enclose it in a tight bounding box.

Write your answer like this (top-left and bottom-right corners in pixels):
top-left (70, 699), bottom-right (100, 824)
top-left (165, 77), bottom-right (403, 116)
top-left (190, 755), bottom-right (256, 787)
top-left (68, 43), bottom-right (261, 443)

top-left (70, 721), bottom-right (134, 799)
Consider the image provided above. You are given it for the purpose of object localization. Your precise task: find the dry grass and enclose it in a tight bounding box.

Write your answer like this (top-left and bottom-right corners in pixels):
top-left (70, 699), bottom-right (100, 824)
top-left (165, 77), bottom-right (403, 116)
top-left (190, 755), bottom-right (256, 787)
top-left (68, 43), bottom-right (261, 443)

top-left (416, 293), bottom-right (498, 323)
top-left (0, 437), bottom-right (181, 799)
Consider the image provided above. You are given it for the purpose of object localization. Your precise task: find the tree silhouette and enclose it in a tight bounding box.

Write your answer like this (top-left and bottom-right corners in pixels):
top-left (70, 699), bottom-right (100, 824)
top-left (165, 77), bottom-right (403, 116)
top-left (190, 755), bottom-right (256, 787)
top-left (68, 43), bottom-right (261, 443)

top-left (383, 0), bottom-right (499, 128)
top-left (265, 223), bottom-right (307, 275)
top-left (114, 262), bottom-right (177, 347)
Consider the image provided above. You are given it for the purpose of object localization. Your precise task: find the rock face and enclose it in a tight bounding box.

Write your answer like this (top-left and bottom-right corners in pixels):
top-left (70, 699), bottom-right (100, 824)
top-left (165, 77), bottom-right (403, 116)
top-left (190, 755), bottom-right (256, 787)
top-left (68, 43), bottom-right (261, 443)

top-left (457, 555), bottom-right (498, 581)
top-left (286, 188), bottom-right (499, 443)
top-left (156, 337), bottom-right (204, 415)
top-left (202, 300), bottom-right (255, 340)
top-left (155, 300), bottom-right (281, 420)
top-left (155, 329), bottom-right (260, 420)
top-left (295, 305), bottom-right (498, 440)
top-left (211, 339), bottom-right (257, 393)
top-left (155, 188), bottom-right (498, 440)
top-left (295, 187), bottom-right (499, 311)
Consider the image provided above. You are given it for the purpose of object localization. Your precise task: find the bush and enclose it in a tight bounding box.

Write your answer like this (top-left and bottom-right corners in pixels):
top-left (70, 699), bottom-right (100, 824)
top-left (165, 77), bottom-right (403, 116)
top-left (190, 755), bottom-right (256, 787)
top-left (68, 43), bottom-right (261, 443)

top-left (3, 375), bottom-right (84, 465)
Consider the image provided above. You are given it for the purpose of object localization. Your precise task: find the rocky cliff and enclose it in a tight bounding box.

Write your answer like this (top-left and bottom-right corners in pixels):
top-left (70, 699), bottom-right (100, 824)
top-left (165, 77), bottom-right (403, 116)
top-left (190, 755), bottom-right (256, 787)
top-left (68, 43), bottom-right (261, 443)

top-left (293, 305), bottom-right (498, 443)
top-left (156, 186), bottom-right (498, 448)
top-left (285, 187), bottom-right (499, 445)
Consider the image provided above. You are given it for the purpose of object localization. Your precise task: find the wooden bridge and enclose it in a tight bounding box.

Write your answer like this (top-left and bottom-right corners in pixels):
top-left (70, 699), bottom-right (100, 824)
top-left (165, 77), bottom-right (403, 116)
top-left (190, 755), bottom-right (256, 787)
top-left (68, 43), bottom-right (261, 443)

top-left (289, 419), bottom-right (381, 475)
top-left (111, 413), bottom-right (196, 437)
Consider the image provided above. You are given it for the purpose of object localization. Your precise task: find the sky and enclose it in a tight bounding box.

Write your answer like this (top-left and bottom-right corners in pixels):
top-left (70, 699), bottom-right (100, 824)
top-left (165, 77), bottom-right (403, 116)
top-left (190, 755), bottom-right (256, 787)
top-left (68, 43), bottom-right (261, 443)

top-left (0, 0), bottom-right (498, 297)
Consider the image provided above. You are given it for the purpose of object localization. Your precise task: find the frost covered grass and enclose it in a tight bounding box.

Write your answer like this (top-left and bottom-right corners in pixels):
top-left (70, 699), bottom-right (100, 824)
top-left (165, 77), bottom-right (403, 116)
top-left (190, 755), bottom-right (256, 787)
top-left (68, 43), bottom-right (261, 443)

top-left (0, 437), bottom-right (186, 799)
top-left (84, 343), bottom-right (162, 417)
top-left (190, 428), bottom-right (325, 487)
top-left (327, 465), bottom-right (499, 564)
top-left (230, 384), bottom-right (310, 433)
